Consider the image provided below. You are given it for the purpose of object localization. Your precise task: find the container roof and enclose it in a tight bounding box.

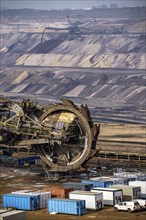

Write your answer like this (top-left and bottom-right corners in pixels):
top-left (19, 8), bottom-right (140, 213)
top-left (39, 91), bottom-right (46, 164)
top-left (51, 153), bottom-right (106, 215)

top-left (69, 190), bottom-right (102, 195)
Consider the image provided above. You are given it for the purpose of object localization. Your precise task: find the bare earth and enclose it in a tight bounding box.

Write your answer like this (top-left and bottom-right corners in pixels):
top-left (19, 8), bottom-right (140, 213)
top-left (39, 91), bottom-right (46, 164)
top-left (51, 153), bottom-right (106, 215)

top-left (98, 123), bottom-right (146, 154)
top-left (0, 123), bottom-right (146, 220)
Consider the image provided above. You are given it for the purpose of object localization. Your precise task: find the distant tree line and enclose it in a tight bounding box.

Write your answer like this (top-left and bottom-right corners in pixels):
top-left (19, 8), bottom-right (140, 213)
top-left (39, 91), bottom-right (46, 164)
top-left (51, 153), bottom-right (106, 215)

top-left (1, 7), bottom-right (145, 22)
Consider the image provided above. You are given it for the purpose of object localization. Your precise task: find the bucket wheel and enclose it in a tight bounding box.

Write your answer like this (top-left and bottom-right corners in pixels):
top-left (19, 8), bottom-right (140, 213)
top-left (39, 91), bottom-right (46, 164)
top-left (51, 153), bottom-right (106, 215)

top-left (37, 99), bottom-right (99, 172)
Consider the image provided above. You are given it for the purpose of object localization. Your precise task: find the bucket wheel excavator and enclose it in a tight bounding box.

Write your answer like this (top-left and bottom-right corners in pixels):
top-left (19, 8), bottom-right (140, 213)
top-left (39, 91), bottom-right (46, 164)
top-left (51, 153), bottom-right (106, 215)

top-left (0, 96), bottom-right (100, 179)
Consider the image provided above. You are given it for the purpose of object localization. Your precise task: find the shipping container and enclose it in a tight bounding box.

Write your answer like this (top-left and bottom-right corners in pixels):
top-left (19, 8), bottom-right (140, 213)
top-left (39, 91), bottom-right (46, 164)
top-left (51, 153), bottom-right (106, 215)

top-left (82, 179), bottom-right (113, 188)
top-left (91, 187), bottom-right (123, 206)
top-left (141, 194), bottom-right (146, 199)
top-left (48, 198), bottom-right (86, 215)
top-left (114, 177), bottom-right (137, 185)
top-left (12, 190), bottom-right (33, 194)
top-left (18, 156), bottom-right (40, 166)
top-left (69, 190), bottom-right (103, 210)
top-left (29, 191), bottom-right (51, 209)
top-left (43, 186), bottom-right (72, 198)
top-left (90, 176), bottom-right (127, 185)
top-left (0, 210), bottom-right (26, 220)
top-left (113, 173), bottom-right (138, 184)
top-left (11, 192), bottom-right (41, 209)
top-left (12, 190), bottom-right (51, 209)
top-left (2, 194), bottom-right (40, 210)
top-left (129, 181), bottom-right (146, 194)
top-left (108, 185), bottom-right (141, 201)
top-left (113, 172), bottom-right (146, 180)
top-left (63, 182), bottom-right (93, 191)
top-left (137, 176), bottom-right (146, 181)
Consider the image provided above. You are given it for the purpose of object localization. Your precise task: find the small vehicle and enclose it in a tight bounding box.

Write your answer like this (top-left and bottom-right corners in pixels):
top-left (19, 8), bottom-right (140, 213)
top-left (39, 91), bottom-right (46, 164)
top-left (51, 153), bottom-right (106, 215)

top-left (114, 201), bottom-right (141, 213)
top-left (134, 199), bottom-right (146, 210)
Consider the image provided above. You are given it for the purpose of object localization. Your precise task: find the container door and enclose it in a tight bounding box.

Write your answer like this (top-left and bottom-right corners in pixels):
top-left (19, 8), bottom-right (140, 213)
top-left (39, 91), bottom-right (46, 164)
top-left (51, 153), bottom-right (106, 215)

top-left (31, 195), bottom-right (39, 210)
top-left (96, 196), bottom-right (103, 210)
top-left (77, 201), bottom-right (85, 215)
top-left (96, 199), bottom-right (100, 210)
top-left (30, 197), bottom-right (35, 210)
top-left (99, 199), bottom-right (103, 209)
top-left (115, 191), bottom-right (122, 205)
top-left (76, 201), bottom-right (80, 215)
top-left (133, 188), bottom-right (141, 199)
top-left (36, 195), bottom-right (40, 209)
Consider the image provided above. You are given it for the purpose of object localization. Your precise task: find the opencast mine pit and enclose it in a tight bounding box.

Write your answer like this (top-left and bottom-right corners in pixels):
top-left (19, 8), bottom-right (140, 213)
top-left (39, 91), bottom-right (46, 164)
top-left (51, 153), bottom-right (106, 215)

top-left (0, 7), bottom-right (146, 220)
top-left (0, 7), bottom-right (146, 166)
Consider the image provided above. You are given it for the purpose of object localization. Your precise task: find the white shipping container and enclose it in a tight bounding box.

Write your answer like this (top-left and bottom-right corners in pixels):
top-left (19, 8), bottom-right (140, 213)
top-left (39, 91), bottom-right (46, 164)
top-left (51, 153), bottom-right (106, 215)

top-left (36, 191), bottom-right (51, 209)
top-left (69, 190), bottom-right (103, 210)
top-left (91, 187), bottom-right (123, 206)
top-left (113, 172), bottom-right (145, 179)
top-left (0, 210), bottom-right (26, 220)
top-left (23, 191), bottom-right (51, 209)
top-left (90, 176), bottom-right (126, 185)
top-left (129, 181), bottom-right (146, 194)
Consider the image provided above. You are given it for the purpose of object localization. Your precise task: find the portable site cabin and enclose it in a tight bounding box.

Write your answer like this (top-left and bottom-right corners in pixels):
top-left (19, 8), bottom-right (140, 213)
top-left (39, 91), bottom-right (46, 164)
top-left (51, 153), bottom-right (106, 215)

top-left (108, 184), bottom-right (141, 201)
top-left (91, 187), bottom-right (123, 206)
top-left (69, 190), bottom-right (103, 210)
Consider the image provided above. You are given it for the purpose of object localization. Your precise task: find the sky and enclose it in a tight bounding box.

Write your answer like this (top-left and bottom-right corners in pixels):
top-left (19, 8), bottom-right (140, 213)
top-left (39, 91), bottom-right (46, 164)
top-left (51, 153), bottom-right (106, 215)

top-left (1, 0), bottom-right (146, 10)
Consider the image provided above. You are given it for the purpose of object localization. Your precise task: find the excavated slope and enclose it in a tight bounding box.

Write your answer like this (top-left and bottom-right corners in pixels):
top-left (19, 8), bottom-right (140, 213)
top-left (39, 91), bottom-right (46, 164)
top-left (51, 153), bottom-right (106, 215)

top-left (0, 19), bottom-right (146, 69)
top-left (0, 18), bottom-right (145, 124)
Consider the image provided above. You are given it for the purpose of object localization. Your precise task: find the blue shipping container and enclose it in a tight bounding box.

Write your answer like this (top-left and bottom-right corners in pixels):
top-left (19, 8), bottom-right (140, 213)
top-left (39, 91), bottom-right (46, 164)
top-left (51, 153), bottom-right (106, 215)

top-left (48, 198), bottom-right (86, 215)
top-left (2, 194), bottom-right (40, 210)
top-left (82, 179), bottom-right (113, 188)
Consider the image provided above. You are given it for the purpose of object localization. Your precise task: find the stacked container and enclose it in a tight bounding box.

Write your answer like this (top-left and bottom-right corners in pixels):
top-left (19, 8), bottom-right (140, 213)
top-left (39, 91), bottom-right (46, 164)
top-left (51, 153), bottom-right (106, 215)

top-left (69, 190), bottom-right (103, 210)
top-left (108, 184), bottom-right (141, 201)
top-left (48, 198), bottom-right (86, 215)
top-left (91, 187), bottom-right (123, 206)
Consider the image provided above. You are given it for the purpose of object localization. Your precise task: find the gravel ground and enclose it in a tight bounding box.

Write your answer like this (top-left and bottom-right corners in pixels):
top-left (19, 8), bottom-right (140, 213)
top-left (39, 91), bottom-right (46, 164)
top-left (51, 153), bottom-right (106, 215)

top-left (0, 163), bottom-right (146, 220)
